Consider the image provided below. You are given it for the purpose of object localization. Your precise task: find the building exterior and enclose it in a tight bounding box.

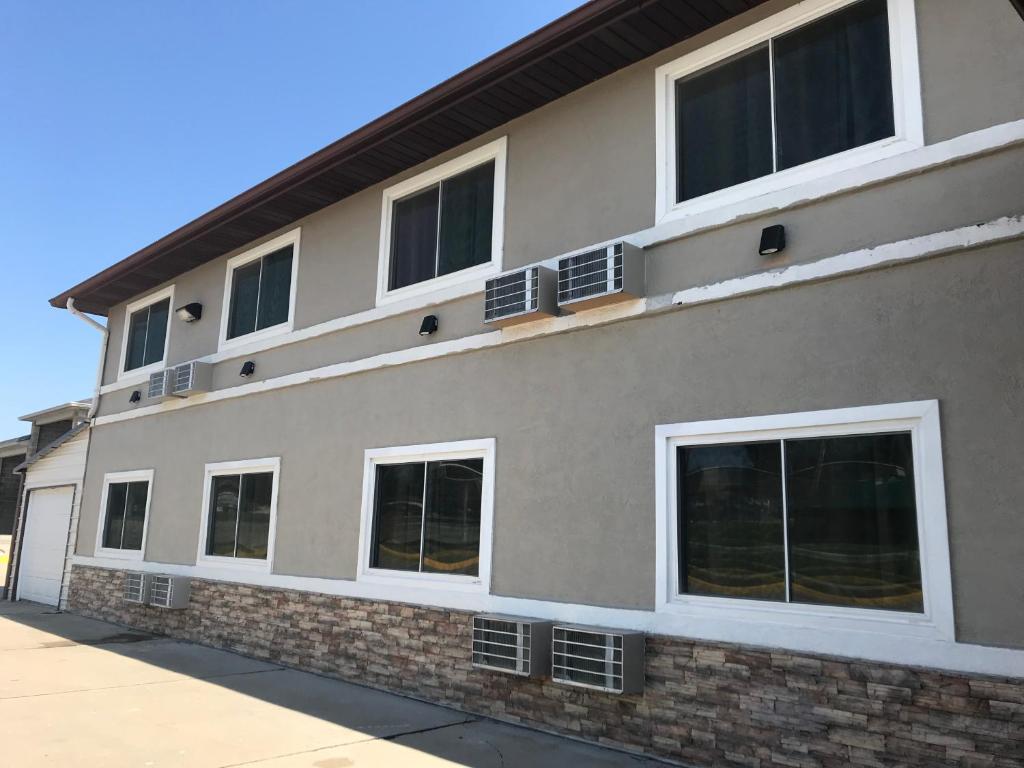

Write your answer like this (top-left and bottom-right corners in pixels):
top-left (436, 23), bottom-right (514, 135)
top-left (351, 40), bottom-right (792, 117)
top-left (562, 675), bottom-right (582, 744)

top-left (2, 403), bottom-right (90, 602)
top-left (48, 0), bottom-right (1024, 764)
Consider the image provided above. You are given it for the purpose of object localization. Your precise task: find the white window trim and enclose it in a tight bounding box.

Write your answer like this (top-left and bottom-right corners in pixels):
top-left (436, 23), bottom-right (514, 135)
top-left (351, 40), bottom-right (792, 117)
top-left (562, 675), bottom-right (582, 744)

top-left (375, 138), bottom-right (507, 308)
top-left (217, 228), bottom-right (301, 353)
top-left (654, 0), bottom-right (923, 225)
top-left (196, 457), bottom-right (281, 572)
top-left (356, 438), bottom-right (496, 594)
top-left (655, 401), bottom-right (955, 642)
top-left (94, 469), bottom-right (154, 561)
top-left (117, 285), bottom-right (175, 381)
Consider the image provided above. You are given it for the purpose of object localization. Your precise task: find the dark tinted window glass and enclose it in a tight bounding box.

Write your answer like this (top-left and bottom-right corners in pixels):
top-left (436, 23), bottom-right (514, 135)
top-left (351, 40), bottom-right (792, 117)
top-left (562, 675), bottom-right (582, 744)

top-left (255, 247), bottom-right (293, 331)
top-left (676, 46), bottom-right (773, 202)
top-left (125, 308), bottom-right (150, 371)
top-left (774, 0), bottom-right (893, 171)
top-left (207, 475), bottom-right (240, 556)
top-left (678, 442), bottom-right (785, 600)
top-left (785, 433), bottom-right (921, 612)
top-left (389, 186), bottom-right (440, 291)
top-left (143, 300), bottom-right (169, 366)
top-left (438, 162), bottom-right (494, 277)
top-left (422, 458), bottom-right (483, 576)
top-left (371, 463), bottom-right (425, 571)
top-left (102, 482), bottom-right (129, 549)
top-left (120, 481), bottom-right (149, 550)
top-left (236, 472), bottom-right (273, 559)
top-left (227, 261), bottom-right (261, 340)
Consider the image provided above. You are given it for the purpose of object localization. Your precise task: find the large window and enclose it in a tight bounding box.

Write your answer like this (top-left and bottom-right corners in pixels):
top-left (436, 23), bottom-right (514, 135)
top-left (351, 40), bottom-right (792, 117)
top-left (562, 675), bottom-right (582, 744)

top-left (96, 470), bottom-right (153, 558)
top-left (678, 432), bottom-right (921, 611)
top-left (377, 139), bottom-right (506, 305)
top-left (655, 0), bottom-right (922, 222)
top-left (359, 439), bottom-right (495, 590)
top-left (119, 285), bottom-right (173, 376)
top-left (657, 402), bottom-right (955, 640)
top-left (198, 458), bottom-right (279, 568)
top-left (219, 230), bottom-right (299, 349)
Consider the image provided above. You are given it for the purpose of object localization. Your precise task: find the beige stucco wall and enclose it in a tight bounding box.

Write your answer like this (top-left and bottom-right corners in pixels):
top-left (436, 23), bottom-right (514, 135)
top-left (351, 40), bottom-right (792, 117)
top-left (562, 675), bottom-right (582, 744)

top-left (78, 239), bottom-right (1024, 648)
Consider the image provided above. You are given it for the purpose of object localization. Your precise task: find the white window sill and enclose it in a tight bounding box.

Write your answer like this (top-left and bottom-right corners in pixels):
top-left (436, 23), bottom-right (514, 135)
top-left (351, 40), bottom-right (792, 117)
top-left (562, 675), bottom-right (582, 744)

top-left (198, 555), bottom-right (273, 573)
top-left (656, 136), bottom-right (920, 226)
top-left (118, 359), bottom-right (168, 383)
top-left (218, 321), bottom-right (292, 354)
top-left (95, 547), bottom-right (145, 562)
top-left (375, 261), bottom-right (499, 309)
top-left (358, 569), bottom-right (487, 594)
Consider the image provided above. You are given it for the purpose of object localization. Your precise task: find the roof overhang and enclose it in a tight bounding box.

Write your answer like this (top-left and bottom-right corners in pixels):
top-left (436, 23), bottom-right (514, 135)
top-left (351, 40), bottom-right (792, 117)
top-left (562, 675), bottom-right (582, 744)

top-left (52, 0), bottom-right (769, 316)
top-left (19, 401), bottom-right (91, 425)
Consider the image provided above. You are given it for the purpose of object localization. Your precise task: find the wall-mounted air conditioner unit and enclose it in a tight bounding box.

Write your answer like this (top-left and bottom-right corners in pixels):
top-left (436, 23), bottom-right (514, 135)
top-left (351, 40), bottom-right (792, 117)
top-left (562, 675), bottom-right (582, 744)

top-left (123, 572), bottom-right (150, 604)
top-left (148, 575), bottom-right (190, 609)
top-left (147, 369), bottom-right (178, 401)
top-left (551, 624), bottom-right (644, 694)
top-left (484, 266), bottom-right (557, 327)
top-left (472, 614), bottom-right (552, 677)
top-left (557, 242), bottom-right (644, 312)
top-left (171, 361), bottom-right (212, 397)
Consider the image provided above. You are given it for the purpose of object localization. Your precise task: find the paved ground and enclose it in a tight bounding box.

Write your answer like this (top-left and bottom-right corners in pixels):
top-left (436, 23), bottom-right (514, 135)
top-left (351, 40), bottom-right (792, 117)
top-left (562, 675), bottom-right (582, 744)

top-left (0, 601), bottom-right (664, 767)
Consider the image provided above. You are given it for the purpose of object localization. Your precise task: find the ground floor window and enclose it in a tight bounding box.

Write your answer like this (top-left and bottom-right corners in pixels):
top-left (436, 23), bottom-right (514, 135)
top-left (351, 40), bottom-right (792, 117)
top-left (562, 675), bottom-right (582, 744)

top-left (657, 402), bottom-right (954, 634)
top-left (198, 458), bottom-right (279, 568)
top-left (96, 470), bottom-right (153, 558)
top-left (359, 439), bottom-right (495, 590)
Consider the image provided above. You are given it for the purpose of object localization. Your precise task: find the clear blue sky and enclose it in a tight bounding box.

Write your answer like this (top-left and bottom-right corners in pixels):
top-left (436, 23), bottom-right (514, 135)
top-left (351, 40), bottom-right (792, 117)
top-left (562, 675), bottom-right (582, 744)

top-left (0, 0), bottom-right (579, 436)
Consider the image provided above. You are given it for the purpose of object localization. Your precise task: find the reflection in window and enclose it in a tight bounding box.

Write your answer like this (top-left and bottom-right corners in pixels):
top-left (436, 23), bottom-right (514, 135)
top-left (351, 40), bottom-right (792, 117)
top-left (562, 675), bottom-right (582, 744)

top-left (226, 246), bottom-right (294, 340)
top-left (370, 458), bottom-right (483, 576)
top-left (125, 298), bottom-right (170, 371)
top-left (677, 432), bottom-right (922, 612)
top-left (102, 481), bottom-right (149, 550)
top-left (206, 471), bottom-right (274, 559)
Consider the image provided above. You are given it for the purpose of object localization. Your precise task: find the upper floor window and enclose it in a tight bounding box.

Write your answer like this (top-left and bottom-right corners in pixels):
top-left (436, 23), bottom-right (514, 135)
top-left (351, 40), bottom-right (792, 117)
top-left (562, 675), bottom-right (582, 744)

top-left (96, 470), bottom-right (153, 559)
top-left (655, 0), bottom-right (922, 223)
top-left (218, 229), bottom-right (300, 350)
top-left (119, 285), bottom-right (173, 377)
top-left (377, 138), bottom-right (506, 306)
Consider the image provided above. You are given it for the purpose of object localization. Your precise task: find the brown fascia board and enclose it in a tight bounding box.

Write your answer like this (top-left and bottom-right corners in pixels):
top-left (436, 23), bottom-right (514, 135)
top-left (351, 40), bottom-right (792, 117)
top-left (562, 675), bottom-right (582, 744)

top-left (51, 0), bottom-right (757, 315)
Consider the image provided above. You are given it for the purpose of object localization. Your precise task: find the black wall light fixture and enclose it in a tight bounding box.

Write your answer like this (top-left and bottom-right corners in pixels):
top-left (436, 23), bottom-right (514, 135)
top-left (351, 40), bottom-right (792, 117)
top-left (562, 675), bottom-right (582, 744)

top-left (176, 302), bottom-right (203, 322)
top-left (419, 315), bottom-right (439, 336)
top-left (129, 390), bottom-right (142, 403)
top-left (758, 225), bottom-right (786, 256)
top-left (239, 360), bottom-right (256, 377)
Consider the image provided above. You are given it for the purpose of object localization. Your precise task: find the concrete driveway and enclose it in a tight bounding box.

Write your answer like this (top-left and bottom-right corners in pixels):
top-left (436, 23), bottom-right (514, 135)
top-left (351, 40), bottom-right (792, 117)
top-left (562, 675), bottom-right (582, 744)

top-left (0, 601), bottom-right (663, 767)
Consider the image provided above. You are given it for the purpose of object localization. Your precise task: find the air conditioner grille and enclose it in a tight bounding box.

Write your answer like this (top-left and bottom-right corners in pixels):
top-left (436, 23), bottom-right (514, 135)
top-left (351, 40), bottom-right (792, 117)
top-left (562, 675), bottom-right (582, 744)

top-left (558, 244), bottom-right (623, 305)
top-left (553, 627), bottom-right (629, 693)
top-left (147, 370), bottom-right (170, 399)
top-left (485, 269), bottom-right (539, 323)
top-left (149, 576), bottom-right (174, 608)
top-left (473, 616), bottom-right (531, 674)
top-left (172, 363), bottom-right (193, 393)
top-left (123, 572), bottom-right (147, 603)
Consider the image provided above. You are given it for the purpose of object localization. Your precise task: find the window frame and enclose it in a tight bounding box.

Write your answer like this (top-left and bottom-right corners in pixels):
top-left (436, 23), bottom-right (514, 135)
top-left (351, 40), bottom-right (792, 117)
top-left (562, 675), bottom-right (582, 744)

top-left (196, 457), bottom-right (281, 572)
top-left (375, 138), bottom-right (507, 308)
top-left (117, 285), bottom-right (175, 380)
top-left (217, 228), bottom-right (301, 353)
top-left (654, 0), bottom-right (923, 225)
top-left (356, 438), bottom-right (496, 593)
top-left (94, 469), bottom-right (154, 561)
top-left (655, 401), bottom-right (955, 641)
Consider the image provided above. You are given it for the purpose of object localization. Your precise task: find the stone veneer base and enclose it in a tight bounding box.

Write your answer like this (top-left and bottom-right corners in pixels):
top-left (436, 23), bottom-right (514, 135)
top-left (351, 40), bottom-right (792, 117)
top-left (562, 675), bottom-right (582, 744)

top-left (68, 565), bottom-right (1024, 768)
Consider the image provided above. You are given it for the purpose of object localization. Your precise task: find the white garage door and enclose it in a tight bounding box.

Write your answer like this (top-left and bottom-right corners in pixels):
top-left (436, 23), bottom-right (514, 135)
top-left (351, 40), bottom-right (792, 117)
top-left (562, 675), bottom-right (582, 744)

top-left (17, 487), bottom-right (74, 606)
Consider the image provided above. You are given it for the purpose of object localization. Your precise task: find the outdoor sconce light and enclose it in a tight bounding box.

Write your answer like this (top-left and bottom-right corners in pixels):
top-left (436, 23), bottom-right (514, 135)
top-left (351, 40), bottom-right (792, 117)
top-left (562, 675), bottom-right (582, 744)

top-left (758, 225), bottom-right (786, 256)
top-left (239, 360), bottom-right (256, 378)
top-left (129, 390), bottom-right (141, 403)
top-left (419, 315), bottom-right (439, 336)
top-left (176, 302), bottom-right (203, 323)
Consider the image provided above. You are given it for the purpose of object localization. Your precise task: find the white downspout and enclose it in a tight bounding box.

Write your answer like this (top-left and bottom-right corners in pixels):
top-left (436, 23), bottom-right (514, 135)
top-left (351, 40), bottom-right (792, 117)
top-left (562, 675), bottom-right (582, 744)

top-left (66, 298), bottom-right (108, 421)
